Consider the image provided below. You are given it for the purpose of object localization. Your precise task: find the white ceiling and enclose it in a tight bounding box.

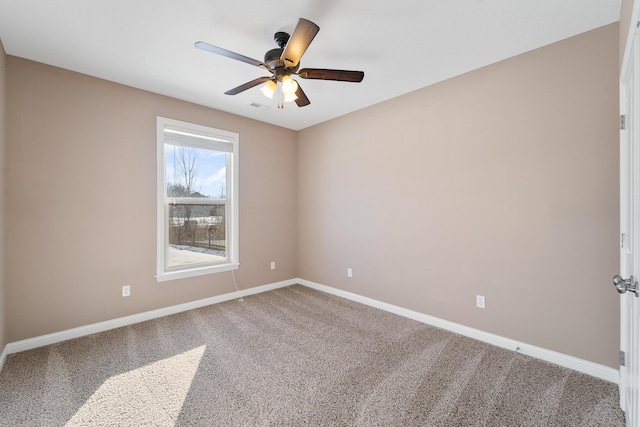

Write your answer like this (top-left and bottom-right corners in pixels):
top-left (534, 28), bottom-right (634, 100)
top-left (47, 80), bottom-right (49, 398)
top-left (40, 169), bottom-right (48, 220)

top-left (0, 0), bottom-right (622, 131)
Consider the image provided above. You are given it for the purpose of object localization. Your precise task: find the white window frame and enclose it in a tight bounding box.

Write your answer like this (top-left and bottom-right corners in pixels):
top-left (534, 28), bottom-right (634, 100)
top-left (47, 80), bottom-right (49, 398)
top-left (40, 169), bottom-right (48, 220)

top-left (156, 116), bottom-right (239, 282)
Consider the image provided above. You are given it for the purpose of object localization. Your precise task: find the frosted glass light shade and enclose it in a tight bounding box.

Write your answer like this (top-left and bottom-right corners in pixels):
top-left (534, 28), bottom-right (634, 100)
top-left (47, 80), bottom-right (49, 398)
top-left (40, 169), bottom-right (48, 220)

top-left (281, 76), bottom-right (299, 95)
top-left (260, 80), bottom-right (277, 99)
top-left (284, 92), bottom-right (298, 102)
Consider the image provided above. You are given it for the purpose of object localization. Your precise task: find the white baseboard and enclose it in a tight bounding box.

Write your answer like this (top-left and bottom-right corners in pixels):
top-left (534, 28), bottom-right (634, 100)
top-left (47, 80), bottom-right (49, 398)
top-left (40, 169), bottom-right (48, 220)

top-left (0, 344), bottom-right (7, 373)
top-left (298, 279), bottom-right (619, 384)
top-left (5, 278), bottom-right (296, 356)
top-left (2, 277), bottom-right (619, 385)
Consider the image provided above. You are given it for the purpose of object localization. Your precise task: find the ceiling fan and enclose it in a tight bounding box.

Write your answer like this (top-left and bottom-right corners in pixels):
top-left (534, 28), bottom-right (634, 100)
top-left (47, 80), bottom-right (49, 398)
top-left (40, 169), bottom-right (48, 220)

top-left (195, 18), bottom-right (365, 108)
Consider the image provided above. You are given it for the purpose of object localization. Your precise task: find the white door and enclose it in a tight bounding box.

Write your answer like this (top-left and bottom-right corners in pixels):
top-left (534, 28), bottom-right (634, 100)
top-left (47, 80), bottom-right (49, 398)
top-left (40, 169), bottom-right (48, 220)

top-left (619, 28), bottom-right (640, 427)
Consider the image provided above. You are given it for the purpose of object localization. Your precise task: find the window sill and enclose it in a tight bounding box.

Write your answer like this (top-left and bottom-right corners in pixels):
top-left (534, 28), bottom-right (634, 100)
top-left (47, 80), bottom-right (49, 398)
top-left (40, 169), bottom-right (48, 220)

top-left (156, 262), bottom-right (239, 282)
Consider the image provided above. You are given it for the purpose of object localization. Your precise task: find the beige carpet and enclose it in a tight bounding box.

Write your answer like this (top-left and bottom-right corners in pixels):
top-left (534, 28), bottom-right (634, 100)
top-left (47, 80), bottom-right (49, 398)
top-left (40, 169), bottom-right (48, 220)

top-left (0, 285), bottom-right (626, 426)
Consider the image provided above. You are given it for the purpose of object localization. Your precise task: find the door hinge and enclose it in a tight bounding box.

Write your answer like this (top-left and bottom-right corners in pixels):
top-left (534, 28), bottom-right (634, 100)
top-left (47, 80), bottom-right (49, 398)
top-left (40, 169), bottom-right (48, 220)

top-left (621, 114), bottom-right (626, 130)
top-left (621, 233), bottom-right (626, 249)
top-left (621, 350), bottom-right (626, 367)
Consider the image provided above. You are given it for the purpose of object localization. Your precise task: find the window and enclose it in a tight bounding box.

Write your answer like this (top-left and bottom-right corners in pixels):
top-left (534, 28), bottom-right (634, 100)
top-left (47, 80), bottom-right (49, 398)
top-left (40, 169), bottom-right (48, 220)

top-left (156, 117), bottom-right (239, 281)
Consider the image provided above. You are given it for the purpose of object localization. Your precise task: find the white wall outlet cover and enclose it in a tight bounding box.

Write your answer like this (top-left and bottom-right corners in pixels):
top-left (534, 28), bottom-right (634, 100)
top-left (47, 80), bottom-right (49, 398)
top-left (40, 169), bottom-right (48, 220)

top-left (271, 262), bottom-right (276, 270)
top-left (476, 295), bottom-right (485, 309)
top-left (122, 285), bottom-right (131, 297)
top-left (347, 268), bottom-right (353, 277)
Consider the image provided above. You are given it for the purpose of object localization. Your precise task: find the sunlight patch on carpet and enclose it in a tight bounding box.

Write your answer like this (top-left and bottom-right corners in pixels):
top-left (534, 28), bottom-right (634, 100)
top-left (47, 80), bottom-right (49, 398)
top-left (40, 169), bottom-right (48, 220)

top-left (65, 346), bottom-right (206, 426)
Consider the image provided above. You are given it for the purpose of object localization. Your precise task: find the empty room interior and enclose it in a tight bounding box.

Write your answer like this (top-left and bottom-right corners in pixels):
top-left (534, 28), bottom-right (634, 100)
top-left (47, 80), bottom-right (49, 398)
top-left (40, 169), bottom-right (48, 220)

top-left (0, 0), bottom-right (637, 425)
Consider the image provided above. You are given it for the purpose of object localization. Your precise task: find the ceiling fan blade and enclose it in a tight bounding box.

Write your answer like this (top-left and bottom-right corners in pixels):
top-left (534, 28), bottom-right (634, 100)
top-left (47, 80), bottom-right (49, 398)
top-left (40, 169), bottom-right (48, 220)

top-left (224, 76), bottom-right (272, 95)
top-left (195, 41), bottom-right (271, 70)
top-left (298, 68), bottom-right (364, 82)
top-left (295, 84), bottom-right (310, 107)
top-left (280, 18), bottom-right (320, 68)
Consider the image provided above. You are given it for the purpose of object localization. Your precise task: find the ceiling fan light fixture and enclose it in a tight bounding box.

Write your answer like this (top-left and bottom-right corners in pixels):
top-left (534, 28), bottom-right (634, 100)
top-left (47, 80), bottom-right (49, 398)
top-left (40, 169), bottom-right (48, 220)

top-left (274, 80), bottom-right (298, 108)
top-left (260, 79), bottom-right (277, 99)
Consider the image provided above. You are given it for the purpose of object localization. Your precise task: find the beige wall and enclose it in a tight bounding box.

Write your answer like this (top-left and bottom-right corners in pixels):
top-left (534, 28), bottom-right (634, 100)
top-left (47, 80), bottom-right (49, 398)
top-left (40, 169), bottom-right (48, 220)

top-left (6, 57), bottom-right (297, 342)
top-left (0, 39), bottom-right (6, 351)
top-left (297, 24), bottom-right (620, 368)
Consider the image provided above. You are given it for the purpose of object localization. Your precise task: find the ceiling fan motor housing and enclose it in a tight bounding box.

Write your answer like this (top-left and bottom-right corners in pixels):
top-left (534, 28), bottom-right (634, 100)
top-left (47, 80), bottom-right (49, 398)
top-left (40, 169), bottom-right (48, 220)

top-left (264, 48), bottom-right (286, 69)
top-left (265, 49), bottom-right (299, 74)
top-left (265, 32), bottom-right (299, 72)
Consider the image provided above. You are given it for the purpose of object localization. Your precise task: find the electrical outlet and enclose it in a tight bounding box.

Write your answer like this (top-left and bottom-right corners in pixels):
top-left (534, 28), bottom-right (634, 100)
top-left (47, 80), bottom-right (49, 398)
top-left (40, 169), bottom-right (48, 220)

top-left (271, 261), bottom-right (276, 270)
top-left (476, 295), bottom-right (485, 309)
top-left (347, 268), bottom-right (353, 278)
top-left (122, 285), bottom-right (130, 297)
